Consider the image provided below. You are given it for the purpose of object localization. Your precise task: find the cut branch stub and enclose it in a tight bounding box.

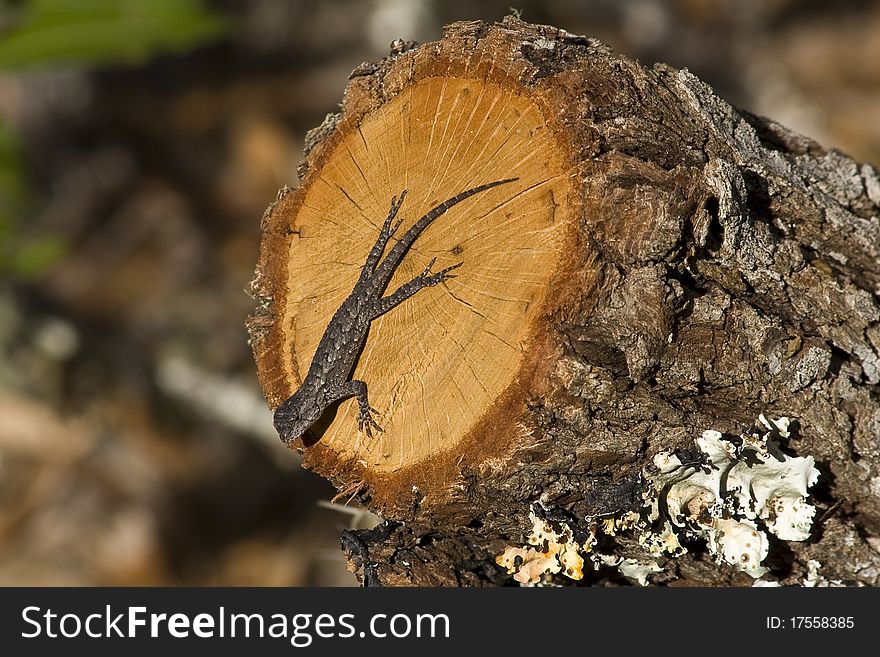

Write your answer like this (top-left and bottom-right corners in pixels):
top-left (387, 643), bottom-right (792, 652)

top-left (252, 17), bottom-right (880, 585)
top-left (252, 22), bottom-right (593, 516)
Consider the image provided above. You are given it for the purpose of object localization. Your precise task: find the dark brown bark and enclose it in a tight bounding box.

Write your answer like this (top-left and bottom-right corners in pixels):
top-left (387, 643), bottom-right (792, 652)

top-left (250, 17), bottom-right (880, 586)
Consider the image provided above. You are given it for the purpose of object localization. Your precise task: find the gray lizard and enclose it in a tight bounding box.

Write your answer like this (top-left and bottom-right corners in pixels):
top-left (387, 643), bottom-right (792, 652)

top-left (273, 177), bottom-right (518, 444)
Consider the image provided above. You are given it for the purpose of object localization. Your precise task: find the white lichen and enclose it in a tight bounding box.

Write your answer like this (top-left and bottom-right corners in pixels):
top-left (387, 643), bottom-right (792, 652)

top-left (531, 37), bottom-right (556, 50)
top-left (643, 416), bottom-right (819, 578)
top-left (706, 518), bottom-right (769, 578)
top-left (498, 415), bottom-right (821, 585)
top-left (803, 560), bottom-right (847, 587)
top-left (616, 558), bottom-right (663, 586)
top-left (596, 554), bottom-right (662, 585)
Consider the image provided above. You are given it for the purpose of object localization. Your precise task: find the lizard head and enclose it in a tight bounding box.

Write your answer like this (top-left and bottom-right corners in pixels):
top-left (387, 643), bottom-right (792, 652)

top-left (273, 390), bottom-right (322, 444)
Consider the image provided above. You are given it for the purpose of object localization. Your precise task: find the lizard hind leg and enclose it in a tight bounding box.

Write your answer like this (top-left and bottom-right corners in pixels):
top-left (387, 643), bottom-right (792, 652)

top-left (358, 190), bottom-right (409, 284)
top-left (386, 190), bottom-right (409, 237)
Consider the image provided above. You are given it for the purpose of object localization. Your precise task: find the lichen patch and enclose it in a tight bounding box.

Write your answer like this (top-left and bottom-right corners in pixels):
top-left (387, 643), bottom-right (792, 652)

top-left (498, 415), bottom-right (821, 585)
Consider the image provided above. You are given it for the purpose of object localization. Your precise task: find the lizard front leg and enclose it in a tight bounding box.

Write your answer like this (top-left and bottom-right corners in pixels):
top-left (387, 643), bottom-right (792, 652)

top-left (370, 257), bottom-right (462, 318)
top-left (328, 379), bottom-right (383, 437)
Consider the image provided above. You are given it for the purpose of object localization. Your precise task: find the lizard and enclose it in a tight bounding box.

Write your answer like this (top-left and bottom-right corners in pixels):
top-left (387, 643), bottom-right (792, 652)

top-left (273, 177), bottom-right (518, 444)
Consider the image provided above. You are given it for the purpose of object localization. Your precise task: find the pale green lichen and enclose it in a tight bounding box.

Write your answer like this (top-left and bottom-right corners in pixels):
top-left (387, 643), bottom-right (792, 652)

top-left (803, 560), bottom-right (847, 587)
top-left (616, 558), bottom-right (663, 586)
top-left (705, 518), bottom-right (770, 578)
top-left (498, 415), bottom-right (820, 585)
top-left (643, 415), bottom-right (819, 578)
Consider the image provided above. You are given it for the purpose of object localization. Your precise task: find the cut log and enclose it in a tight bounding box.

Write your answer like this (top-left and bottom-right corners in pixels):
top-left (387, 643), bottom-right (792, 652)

top-left (249, 17), bottom-right (880, 586)
top-left (252, 23), bottom-right (584, 513)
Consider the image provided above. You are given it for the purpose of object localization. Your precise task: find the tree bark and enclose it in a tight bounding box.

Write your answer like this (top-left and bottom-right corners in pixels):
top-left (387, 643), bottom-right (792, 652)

top-left (249, 17), bottom-right (880, 586)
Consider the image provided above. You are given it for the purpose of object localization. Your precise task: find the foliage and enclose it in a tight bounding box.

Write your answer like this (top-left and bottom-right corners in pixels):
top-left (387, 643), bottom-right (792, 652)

top-left (0, 120), bottom-right (63, 279)
top-left (0, 0), bottom-right (229, 69)
top-left (0, 0), bottom-right (230, 278)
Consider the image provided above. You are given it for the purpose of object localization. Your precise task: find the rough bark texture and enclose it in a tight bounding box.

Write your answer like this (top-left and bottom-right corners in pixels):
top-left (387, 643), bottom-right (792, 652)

top-left (251, 17), bottom-right (880, 586)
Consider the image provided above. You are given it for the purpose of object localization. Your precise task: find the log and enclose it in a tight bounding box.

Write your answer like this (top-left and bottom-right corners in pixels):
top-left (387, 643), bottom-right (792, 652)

top-left (249, 17), bottom-right (880, 586)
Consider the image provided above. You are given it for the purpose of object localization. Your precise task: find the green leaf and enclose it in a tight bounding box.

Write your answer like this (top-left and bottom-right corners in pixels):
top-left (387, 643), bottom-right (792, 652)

top-left (0, 0), bottom-right (229, 69)
top-left (3, 234), bottom-right (65, 279)
top-left (0, 119), bottom-right (64, 280)
top-left (0, 120), bottom-right (27, 233)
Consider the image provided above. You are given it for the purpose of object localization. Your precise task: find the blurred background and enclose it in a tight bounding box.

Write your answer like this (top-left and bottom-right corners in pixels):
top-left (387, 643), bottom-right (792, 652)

top-left (0, 0), bottom-right (878, 586)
